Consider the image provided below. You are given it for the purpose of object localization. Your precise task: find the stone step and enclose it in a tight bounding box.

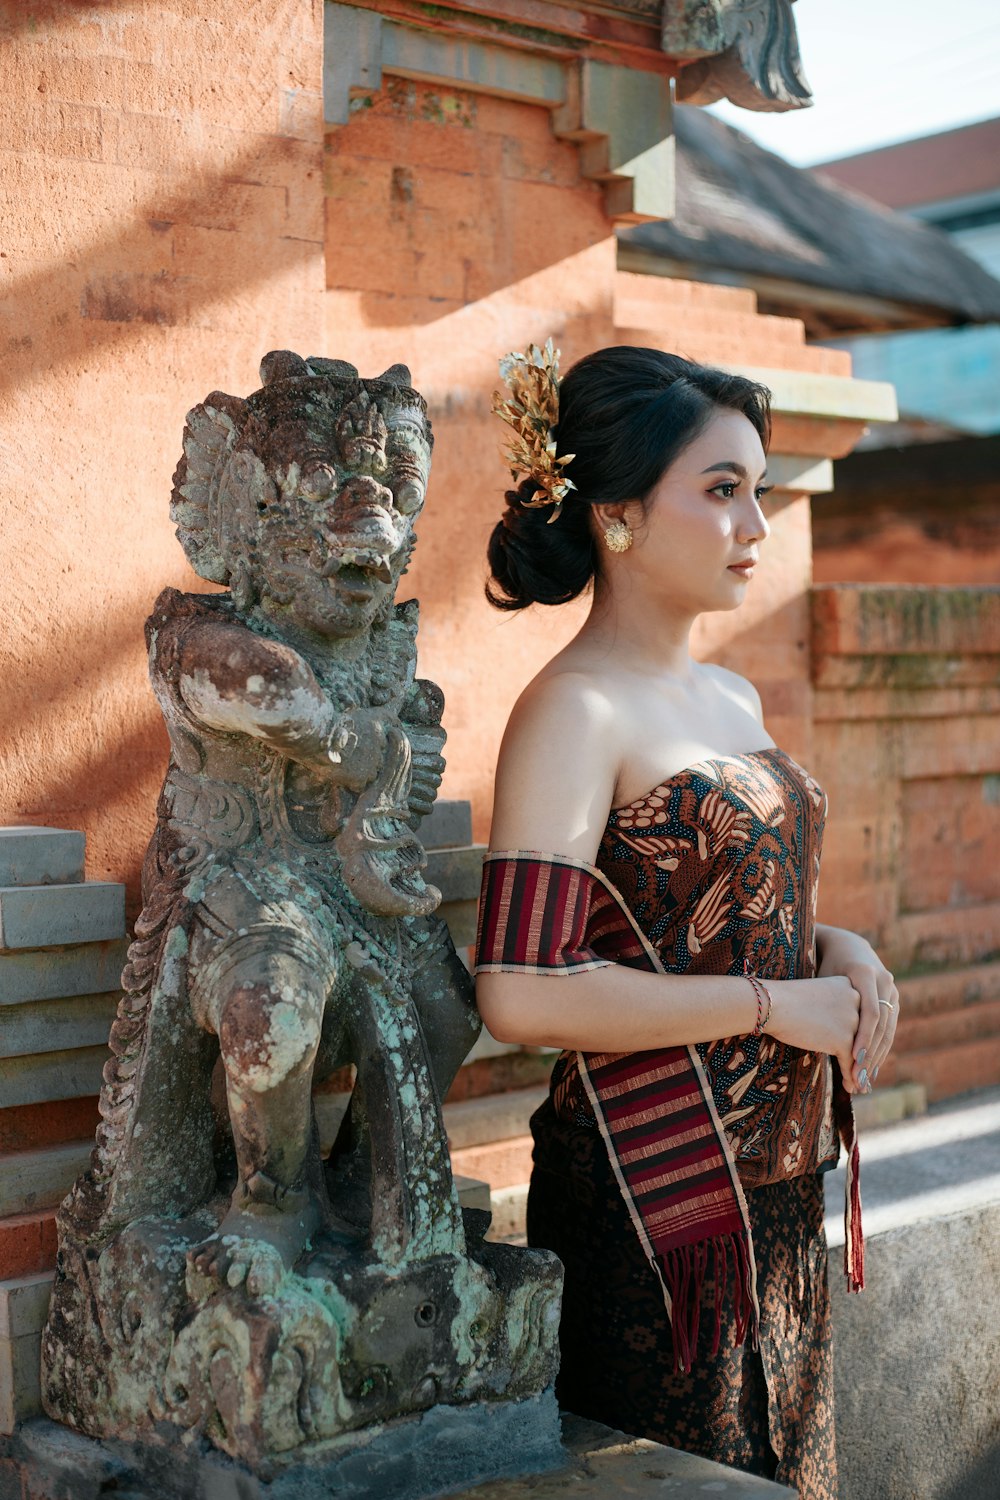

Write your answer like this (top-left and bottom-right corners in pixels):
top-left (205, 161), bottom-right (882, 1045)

top-left (0, 1046), bottom-right (109, 1109)
top-left (0, 992), bottom-right (120, 1060)
top-left (0, 1141), bottom-right (93, 1217)
top-left (894, 995), bottom-right (1000, 1054)
top-left (0, 1327), bottom-right (41, 1434)
top-left (0, 1271), bottom-right (52, 1341)
top-left (0, 883), bottom-right (125, 952)
top-left (0, 829), bottom-right (85, 889)
top-left (444, 1086), bottom-right (549, 1150)
top-left (892, 901), bottom-right (998, 970)
top-left (0, 938), bottom-right (129, 1007)
top-left (452, 1135), bottom-right (533, 1194)
top-left (897, 958), bottom-right (1000, 1018)
top-left (615, 270), bottom-right (759, 315)
top-left (878, 1033), bottom-right (1000, 1103)
top-left (438, 897), bottom-right (477, 949)
top-left (419, 800), bottom-right (473, 851)
top-left (423, 845), bottom-right (486, 904)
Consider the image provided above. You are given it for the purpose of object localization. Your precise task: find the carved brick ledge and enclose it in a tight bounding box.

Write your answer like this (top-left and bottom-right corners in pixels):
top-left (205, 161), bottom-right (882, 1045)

top-left (323, 2), bottom-right (674, 222)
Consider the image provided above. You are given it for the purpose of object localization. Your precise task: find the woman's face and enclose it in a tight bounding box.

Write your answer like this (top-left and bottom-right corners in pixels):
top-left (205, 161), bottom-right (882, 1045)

top-left (606, 407), bottom-right (771, 616)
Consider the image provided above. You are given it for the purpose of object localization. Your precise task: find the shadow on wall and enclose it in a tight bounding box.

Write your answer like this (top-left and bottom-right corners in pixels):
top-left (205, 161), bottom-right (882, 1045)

top-left (1, 136), bottom-right (320, 399)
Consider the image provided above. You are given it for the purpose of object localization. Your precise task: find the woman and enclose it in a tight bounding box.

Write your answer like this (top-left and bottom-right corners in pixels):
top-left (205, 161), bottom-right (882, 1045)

top-left (474, 344), bottom-right (899, 1500)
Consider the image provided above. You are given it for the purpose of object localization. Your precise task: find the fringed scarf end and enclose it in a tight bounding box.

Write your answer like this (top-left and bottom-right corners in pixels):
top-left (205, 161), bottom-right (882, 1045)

top-left (658, 1231), bottom-right (758, 1374)
top-left (844, 1136), bottom-right (865, 1292)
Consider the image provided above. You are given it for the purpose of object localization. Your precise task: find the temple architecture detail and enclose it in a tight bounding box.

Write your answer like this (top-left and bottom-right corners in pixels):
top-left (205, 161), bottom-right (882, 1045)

top-left (324, 0), bottom-right (810, 223)
top-left (39, 354), bottom-right (562, 1473)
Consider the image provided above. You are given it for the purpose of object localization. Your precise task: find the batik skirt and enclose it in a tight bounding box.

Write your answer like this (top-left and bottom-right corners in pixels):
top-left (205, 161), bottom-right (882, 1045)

top-left (526, 1097), bottom-right (838, 1500)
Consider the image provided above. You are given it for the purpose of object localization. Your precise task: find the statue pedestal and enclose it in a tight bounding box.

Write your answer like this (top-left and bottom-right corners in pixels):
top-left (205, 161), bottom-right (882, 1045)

top-left (4, 1396), bottom-right (562, 1500)
top-left (2, 1409), bottom-right (796, 1499)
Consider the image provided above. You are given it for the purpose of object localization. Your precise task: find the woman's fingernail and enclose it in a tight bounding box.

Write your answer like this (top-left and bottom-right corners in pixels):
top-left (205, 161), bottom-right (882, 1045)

top-left (857, 1048), bottom-right (867, 1064)
top-left (858, 1068), bottom-right (869, 1088)
top-left (873, 1066), bottom-right (880, 1081)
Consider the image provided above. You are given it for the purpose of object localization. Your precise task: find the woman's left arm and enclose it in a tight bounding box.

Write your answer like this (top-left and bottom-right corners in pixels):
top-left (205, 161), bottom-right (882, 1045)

top-left (815, 923), bottom-right (899, 1090)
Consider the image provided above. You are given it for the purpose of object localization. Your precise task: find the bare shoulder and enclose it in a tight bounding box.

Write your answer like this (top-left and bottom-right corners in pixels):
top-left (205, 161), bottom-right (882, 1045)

top-left (699, 661), bottom-right (764, 726)
top-left (488, 668), bottom-right (622, 863)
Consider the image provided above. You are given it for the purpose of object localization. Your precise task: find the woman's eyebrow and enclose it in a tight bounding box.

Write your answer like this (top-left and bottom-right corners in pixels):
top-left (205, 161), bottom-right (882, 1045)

top-left (700, 461), bottom-right (769, 482)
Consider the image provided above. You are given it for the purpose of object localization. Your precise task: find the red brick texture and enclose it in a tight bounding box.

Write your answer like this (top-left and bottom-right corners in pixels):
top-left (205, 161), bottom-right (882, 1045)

top-left (813, 585), bottom-right (1000, 1100)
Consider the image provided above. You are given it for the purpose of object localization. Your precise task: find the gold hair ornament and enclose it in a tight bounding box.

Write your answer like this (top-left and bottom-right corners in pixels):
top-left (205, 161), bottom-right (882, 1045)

top-left (492, 338), bottom-right (576, 523)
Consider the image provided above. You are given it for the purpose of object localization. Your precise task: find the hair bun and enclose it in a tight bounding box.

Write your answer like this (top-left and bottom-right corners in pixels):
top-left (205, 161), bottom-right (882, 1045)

top-left (486, 481), bottom-right (595, 611)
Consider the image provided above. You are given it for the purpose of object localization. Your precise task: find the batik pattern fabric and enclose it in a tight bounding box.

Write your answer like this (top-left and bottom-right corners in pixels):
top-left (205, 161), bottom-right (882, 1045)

top-left (526, 1106), bottom-right (838, 1500)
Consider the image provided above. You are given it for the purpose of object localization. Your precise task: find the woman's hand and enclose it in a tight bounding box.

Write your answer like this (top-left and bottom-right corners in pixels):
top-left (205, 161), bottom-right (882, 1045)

top-left (816, 926), bottom-right (899, 1091)
top-left (766, 976), bottom-right (864, 1093)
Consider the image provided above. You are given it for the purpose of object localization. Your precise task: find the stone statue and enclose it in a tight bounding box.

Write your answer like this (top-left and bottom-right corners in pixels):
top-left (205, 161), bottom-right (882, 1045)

top-left (41, 352), bottom-right (561, 1478)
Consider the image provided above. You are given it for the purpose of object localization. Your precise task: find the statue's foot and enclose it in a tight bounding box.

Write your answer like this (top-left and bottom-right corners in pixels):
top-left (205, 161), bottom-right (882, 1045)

top-left (187, 1191), bottom-right (321, 1299)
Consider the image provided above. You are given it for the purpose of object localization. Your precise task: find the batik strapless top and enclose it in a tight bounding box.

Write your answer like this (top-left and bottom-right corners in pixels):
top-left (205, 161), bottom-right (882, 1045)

top-left (585, 746), bottom-right (839, 1187)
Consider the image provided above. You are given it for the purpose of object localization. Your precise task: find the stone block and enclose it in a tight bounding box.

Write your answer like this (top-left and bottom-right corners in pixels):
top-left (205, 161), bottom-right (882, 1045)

top-left (0, 884), bottom-right (125, 952)
top-left (0, 829), bottom-right (85, 889)
top-left (424, 845), bottom-right (486, 903)
top-left (453, 1175), bottom-right (491, 1215)
top-left (0, 1331), bottom-right (42, 1435)
top-left (452, 1135), bottom-right (533, 1194)
top-left (445, 1086), bottom-right (549, 1151)
top-left (0, 940), bottom-right (129, 1007)
top-left (438, 898), bottom-right (478, 949)
top-left (420, 800), bottom-right (473, 851)
top-left (0, 1273), bottom-right (53, 1340)
top-left (0, 1047), bottom-right (109, 1109)
top-left (488, 1183), bottom-right (530, 1243)
top-left (0, 992), bottom-right (120, 1059)
top-left (0, 1141), bottom-right (93, 1217)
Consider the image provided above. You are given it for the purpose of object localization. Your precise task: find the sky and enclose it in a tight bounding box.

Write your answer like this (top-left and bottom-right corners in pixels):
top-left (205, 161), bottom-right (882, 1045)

top-left (706, 0), bottom-right (1000, 167)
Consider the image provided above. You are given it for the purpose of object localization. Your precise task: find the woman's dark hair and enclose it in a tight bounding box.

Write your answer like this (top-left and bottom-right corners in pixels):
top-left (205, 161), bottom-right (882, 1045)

top-left (486, 346), bottom-right (771, 611)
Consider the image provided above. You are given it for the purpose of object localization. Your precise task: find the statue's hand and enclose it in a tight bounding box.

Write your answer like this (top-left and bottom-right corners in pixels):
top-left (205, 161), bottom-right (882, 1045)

top-left (407, 726), bottom-right (446, 820)
top-left (325, 708), bottom-right (390, 791)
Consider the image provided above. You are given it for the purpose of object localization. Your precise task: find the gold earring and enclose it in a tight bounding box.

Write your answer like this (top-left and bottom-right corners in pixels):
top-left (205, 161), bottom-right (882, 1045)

top-left (604, 519), bottom-right (633, 553)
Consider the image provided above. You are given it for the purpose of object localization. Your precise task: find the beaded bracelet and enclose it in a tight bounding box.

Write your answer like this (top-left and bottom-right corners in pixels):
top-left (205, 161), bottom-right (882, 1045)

top-left (743, 965), bottom-right (774, 1036)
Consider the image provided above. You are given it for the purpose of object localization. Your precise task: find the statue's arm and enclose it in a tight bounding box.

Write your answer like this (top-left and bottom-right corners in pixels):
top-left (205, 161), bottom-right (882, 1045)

top-left (175, 620), bottom-right (367, 778)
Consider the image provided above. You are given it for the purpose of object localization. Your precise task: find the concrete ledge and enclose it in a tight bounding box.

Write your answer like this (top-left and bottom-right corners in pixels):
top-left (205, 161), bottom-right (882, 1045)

top-left (825, 1088), bottom-right (1000, 1500)
top-left (0, 884), bottom-right (125, 951)
top-left (0, 829), bottom-right (84, 890)
top-left (728, 365), bottom-right (898, 423)
top-left (0, 940), bottom-right (129, 1007)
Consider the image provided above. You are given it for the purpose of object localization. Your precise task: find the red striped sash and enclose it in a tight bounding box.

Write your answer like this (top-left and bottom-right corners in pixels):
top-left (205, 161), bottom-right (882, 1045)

top-left (476, 850), bottom-right (762, 1369)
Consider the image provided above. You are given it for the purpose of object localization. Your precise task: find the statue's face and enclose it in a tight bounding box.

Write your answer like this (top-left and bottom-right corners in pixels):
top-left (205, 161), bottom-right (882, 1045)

top-left (230, 388), bottom-right (431, 639)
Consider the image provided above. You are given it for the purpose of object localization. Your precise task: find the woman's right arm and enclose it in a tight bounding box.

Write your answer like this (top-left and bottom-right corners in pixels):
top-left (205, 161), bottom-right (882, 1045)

top-left (475, 674), bottom-right (864, 1088)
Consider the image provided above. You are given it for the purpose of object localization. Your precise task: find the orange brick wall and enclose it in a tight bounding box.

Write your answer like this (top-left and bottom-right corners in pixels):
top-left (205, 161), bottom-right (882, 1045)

top-left (321, 80), bottom-right (860, 839)
top-left (0, 0), bottom-right (328, 916)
